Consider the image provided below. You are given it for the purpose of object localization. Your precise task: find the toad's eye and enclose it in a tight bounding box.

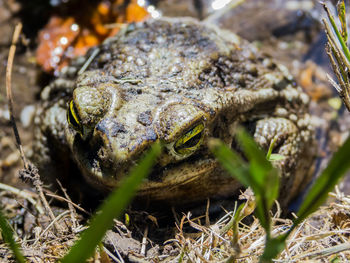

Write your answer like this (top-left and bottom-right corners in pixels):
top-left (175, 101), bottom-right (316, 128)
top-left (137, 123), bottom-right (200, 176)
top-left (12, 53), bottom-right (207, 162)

top-left (174, 123), bottom-right (205, 155)
top-left (67, 100), bottom-right (83, 135)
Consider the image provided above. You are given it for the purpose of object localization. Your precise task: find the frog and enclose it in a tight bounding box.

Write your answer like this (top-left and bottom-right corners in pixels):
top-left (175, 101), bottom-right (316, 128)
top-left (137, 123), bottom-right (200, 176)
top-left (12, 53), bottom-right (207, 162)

top-left (33, 17), bottom-right (315, 207)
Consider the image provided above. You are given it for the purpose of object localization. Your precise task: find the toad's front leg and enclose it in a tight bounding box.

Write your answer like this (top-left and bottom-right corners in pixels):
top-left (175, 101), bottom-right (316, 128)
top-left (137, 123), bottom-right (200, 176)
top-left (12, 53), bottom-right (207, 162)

top-left (253, 117), bottom-right (315, 205)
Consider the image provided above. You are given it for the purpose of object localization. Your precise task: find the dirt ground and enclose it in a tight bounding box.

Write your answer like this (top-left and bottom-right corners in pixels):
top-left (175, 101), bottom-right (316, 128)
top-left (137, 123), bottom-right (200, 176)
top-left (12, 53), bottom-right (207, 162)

top-left (1, 0), bottom-right (350, 262)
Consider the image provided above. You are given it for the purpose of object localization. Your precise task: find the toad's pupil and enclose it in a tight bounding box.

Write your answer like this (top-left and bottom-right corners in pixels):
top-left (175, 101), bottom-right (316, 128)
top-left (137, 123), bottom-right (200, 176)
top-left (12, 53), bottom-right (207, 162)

top-left (67, 109), bottom-right (78, 129)
top-left (67, 100), bottom-right (81, 132)
top-left (175, 131), bottom-right (203, 151)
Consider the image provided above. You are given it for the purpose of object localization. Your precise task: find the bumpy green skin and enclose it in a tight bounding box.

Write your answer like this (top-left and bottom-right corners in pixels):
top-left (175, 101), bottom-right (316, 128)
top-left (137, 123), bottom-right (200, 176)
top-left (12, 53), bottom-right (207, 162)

top-left (34, 17), bottom-right (315, 206)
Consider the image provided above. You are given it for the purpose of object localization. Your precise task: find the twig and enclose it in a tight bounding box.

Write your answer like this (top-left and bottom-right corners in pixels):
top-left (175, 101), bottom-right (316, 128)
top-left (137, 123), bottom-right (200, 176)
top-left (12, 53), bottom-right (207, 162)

top-left (5, 23), bottom-right (27, 170)
top-left (103, 246), bottom-right (122, 263)
top-left (140, 225), bottom-right (148, 256)
top-left (105, 232), bottom-right (125, 263)
top-left (77, 48), bottom-right (100, 75)
top-left (205, 198), bottom-right (210, 227)
top-left (31, 174), bottom-right (63, 232)
top-left (294, 243), bottom-right (350, 260)
top-left (56, 180), bottom-right (78, 229)
top-left (171, 206), bottom-right (180, 227)
top-left (325, 45), bottom-right (346, 92)
top-left (6, 22), bottom-right (62, 232)
top-left (45, 191), bottom-right (89, 215)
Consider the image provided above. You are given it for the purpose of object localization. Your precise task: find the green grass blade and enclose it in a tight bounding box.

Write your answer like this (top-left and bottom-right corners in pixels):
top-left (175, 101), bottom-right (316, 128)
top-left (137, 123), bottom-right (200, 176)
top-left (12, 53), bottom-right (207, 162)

top-left (60, 143), bottom-right (161, 263)
top-left (324, 3), bottom-right (350, 62)
top-left (0, 209), bottom-right (26, 263)
top-left (208, 138), bottom-right (252, 188)
top-left (337, 0), bottom-right (347, 42)
top-left (266, 137), bottom-right (276, 161)
top-left (235, 129), bottom-right (279, 210)
top-left (210, 129), bottom-right (280, 232)
top-left (260, 234), bottom-right (288, 263)
top-left (296, 136), bottom-right (350, 226)
top-left (236, 129), bottom-right (272, 180)
top-left (268, 154), bottom-right (285, 161)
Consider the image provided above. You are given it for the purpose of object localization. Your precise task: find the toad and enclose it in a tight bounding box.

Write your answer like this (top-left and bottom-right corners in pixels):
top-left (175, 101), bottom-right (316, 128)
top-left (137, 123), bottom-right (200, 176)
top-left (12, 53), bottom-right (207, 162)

top-left (34, 17), bottom-right (315, 206)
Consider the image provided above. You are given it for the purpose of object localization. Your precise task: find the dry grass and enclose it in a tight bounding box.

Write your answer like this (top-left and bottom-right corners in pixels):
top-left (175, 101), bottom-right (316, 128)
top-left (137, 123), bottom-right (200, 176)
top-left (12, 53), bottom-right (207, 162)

top-left (0, 183), bottom-right (86, 262)
top-left (2, 183), bottom-right (350, 262)
top-left (162, 187), bottom-right (350, 262)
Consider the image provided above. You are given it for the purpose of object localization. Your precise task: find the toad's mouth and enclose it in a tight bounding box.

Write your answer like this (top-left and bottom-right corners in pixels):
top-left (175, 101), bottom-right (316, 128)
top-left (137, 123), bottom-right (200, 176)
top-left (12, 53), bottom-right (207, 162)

top-left (73, 136), bottom-right (215, 186)
top-left (68, 132), bottom-right (240, 204)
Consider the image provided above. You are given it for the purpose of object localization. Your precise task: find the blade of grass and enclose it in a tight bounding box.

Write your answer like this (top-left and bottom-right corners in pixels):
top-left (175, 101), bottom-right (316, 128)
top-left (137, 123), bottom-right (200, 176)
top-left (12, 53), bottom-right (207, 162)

top-left (295, 135), bottom-right (350, 226)
top-left (226, 202), bottom-right (247, 255)
top-left (337, 0), bottom-right (347, 42)
top-left (268, 154), bottom-right (285, 161)
top-left (323, 2), bottom-right (350, 112)
top-left (208, 138), bottom-right (252, 188)
top-left (60, 143), bottom-right (161, 263)
top-left (209, 129), bottom-right (279, 233)
top-left (261, 135), bottom-right (350, 260)
top-left (323, 3), bottom-right (350, 62)
top-left (266, 137), bottom-right (276, 161)
top-left (236, 129), bottom-right (279, 201)
top-left (0, 209), bottom-right (26, 263)
top-left (324, 19), bottom-right (350, 82)
top-left (236, 128), bottom-right (272, 183)
top-left (210, 129), bottom-right (282, 262)
top-left (235, 129), bottom-right (280, 232)
top-left (266, 137), bottom-right (285, 161)
top-left (260, 233), bottom-right (288, 263)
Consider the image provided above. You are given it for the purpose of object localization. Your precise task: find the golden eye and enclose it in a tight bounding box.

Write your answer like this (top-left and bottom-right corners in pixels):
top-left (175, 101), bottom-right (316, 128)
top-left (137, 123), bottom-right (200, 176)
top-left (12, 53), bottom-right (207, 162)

top-left (174, 123), bottom-right (205, 155)
top-left (67, 100), bottom-right (83, 135)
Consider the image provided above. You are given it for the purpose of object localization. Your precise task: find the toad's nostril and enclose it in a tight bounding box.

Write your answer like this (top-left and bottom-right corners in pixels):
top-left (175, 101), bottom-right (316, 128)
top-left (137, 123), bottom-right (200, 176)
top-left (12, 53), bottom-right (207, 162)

top-left (93, 117), bottom-right (130, 163)
top-left (95, 117), bottom-right (127, 138)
